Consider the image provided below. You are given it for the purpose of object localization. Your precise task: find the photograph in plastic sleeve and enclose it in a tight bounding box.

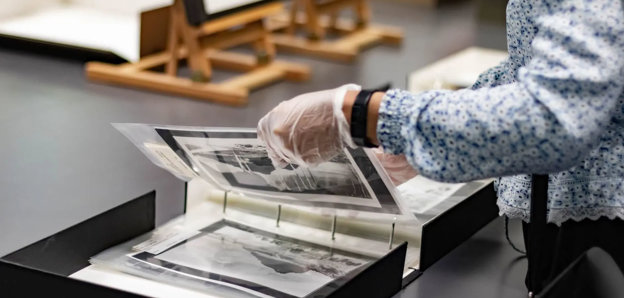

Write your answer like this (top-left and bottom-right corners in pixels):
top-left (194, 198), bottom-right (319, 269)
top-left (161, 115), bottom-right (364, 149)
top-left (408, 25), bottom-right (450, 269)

top-left (128, 220), bottom-right (374, 298)
top-left (155, 128), bottom-right (403, 215)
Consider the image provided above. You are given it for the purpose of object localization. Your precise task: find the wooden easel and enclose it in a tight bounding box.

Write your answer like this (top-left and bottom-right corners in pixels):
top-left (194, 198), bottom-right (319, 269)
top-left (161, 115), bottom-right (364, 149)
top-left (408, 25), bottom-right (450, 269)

top-left (268, 0), bottom-right (403, 62)
top-left (86, 0), bottom-right (310, 106)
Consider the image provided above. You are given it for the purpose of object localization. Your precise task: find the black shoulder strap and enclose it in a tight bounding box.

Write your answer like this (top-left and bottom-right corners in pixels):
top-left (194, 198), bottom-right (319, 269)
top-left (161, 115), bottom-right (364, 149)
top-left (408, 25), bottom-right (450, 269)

top-left (528, 174), bottom-right (549, 295)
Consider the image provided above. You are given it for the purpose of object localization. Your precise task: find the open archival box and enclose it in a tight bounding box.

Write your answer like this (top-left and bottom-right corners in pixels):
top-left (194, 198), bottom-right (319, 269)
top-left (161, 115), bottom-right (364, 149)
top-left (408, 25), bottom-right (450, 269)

top-left (89, 123), bottom-right (492, 297)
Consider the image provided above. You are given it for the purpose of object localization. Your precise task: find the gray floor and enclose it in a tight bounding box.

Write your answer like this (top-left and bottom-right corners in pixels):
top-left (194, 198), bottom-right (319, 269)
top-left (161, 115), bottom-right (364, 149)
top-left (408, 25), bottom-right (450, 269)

top-left (0, 1), bottom-right (527, 297)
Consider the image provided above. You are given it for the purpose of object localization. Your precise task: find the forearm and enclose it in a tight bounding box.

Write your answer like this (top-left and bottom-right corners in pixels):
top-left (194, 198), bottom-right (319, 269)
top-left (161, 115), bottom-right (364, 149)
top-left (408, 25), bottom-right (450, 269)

top-left (340, 77), bottom-right (620, 183)
top-left (378, 80), bottom-right (620, 183)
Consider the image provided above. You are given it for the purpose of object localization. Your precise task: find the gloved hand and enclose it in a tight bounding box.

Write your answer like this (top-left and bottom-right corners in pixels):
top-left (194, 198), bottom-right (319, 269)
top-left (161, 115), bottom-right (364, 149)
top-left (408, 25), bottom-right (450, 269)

top-left (257, 84), bottom-right (361, 168)
top-left (372, 147), bottom-right (418, 186)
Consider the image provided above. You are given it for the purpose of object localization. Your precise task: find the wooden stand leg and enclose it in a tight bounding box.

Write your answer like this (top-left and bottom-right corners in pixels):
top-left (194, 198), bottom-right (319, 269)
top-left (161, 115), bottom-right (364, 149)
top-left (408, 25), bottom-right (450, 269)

top-left (355, 0), bottom-right (371, 28)
top-left (328, 11), bottom-right (339, 33)
top-left (286, 0), bottom-right (300, 35)
top-left (251, 20), bottom-right (276, 65)
top-left (303, 0), bottom-right (324, 40)
top-left (174, 0), bottom-right (211, 81)
top-left (165, 5), bottom-right (180, 76)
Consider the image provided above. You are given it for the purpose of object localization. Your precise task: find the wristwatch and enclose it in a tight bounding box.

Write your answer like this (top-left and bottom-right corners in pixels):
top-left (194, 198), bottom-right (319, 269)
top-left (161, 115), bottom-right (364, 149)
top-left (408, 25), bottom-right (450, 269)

top-left (350, 89), bottom-right (378, 147)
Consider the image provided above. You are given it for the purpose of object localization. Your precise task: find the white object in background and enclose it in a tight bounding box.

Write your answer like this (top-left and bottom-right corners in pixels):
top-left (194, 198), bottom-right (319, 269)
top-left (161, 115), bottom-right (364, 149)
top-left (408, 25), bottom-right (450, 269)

top-left (0, 0), bottom-right (170, 62)
top-left (408, 47), bottom-right (508, 93)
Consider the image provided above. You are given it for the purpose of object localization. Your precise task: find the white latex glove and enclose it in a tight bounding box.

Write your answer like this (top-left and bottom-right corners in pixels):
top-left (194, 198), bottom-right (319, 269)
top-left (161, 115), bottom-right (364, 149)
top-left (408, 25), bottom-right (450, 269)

top-left (257, 84), bottom-right (361, 168)
top-left (372, 147), bottom-right (419, 186)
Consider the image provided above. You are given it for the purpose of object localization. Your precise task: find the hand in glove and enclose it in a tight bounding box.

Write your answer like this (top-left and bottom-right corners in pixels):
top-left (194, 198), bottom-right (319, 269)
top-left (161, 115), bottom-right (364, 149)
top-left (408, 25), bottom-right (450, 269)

top-left (372, 147), bottom-right (418, 186)
top-left (257, 84), bottom-right (361, 168)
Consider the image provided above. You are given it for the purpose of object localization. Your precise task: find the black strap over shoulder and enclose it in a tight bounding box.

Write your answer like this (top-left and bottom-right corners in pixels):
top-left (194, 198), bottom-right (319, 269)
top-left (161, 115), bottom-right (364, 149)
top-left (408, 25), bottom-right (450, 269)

top-left (528, 174), bottom-right (549, 295)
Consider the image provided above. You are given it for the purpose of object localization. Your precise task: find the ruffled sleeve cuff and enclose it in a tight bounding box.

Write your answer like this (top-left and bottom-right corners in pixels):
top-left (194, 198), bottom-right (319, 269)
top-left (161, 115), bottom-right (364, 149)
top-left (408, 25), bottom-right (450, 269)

top-left (376, 89), bottom-right (417, 155)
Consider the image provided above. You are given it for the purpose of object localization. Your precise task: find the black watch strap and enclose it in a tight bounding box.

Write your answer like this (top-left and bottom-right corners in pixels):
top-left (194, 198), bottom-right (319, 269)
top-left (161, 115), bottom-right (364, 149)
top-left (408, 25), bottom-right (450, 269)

top-left (350, 89), bottom-right (378, 147)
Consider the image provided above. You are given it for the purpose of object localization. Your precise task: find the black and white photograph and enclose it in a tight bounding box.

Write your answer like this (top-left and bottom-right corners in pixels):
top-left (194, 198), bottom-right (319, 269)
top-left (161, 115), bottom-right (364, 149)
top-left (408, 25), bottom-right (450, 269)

top-left (180, 138), bottom-right (372, 197)
top-left (155, 128), bottom-right (404, 215)
top-left (129, 220), bottom-right (374, 298)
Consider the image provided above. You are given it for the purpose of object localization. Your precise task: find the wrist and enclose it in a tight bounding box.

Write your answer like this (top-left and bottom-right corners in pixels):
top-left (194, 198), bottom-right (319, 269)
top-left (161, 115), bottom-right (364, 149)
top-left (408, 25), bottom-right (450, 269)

top-left (342, 90), bottom-right (359, 124)
top-left (342, 90), bottom-right (383, 147)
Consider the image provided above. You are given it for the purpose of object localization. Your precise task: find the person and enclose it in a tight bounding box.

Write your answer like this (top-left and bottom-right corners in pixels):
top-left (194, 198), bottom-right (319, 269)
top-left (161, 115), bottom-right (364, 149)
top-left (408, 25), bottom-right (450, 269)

top-left (257, 0), bottom-right (624, 294)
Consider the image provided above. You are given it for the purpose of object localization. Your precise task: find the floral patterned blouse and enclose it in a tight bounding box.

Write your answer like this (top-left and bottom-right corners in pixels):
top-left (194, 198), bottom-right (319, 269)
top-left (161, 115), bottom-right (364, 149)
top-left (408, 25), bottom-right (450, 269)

top-left (377, 0), bottom-right (624, 225)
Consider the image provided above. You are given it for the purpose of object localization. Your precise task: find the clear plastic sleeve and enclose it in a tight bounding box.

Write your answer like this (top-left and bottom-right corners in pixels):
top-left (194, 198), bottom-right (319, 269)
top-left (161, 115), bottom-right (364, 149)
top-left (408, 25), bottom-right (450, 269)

top-left (113, 123), bottom-right (417, 222)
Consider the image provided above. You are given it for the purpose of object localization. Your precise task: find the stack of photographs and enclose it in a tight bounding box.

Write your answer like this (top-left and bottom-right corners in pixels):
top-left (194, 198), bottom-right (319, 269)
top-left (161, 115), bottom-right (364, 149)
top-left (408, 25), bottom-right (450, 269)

top-left (155, 127), bottom-right (405, 215)
top-left (126, 220), bottom-right (375, 298)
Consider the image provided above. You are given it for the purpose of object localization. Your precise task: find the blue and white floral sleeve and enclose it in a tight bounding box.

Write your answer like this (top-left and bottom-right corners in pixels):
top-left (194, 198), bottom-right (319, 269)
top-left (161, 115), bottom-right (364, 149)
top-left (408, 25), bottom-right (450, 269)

top-left (471, 59), bottom-right (512, 89)
top-left (377, 0), bottom-right (624, 183)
